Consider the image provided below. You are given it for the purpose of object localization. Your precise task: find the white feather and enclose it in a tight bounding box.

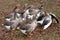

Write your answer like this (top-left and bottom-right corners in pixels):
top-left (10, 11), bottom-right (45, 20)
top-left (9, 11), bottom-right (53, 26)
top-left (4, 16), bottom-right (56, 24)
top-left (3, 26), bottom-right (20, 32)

top-left (28, 15), bottom-right (33, 20)
top-left (5, 26), bottom-right (10, 30)
top-left (36, 12), bottom-right (40, 19)
top-left (25, 9), bottom-right (30, 14)
top-left (17, 27), bottom-right (20, 29)
top-left (22, 18), bottom-right (25, 20)
top-left (5, 18), bottom-right (10, 21)
top-left (17, 13), bottom-right (21, 17)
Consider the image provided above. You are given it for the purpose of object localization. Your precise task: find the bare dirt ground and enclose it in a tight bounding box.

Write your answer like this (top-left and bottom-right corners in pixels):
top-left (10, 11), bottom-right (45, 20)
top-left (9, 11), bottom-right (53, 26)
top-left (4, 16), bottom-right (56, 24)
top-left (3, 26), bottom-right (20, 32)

top-left (0, 0), bottom-right (60, 40)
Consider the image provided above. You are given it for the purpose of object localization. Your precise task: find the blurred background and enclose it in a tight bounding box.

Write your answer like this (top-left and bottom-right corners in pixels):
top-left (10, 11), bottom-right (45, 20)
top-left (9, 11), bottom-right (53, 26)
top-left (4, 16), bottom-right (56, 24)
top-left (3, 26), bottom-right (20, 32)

top-left (0, 0), bottom-right (60, 40)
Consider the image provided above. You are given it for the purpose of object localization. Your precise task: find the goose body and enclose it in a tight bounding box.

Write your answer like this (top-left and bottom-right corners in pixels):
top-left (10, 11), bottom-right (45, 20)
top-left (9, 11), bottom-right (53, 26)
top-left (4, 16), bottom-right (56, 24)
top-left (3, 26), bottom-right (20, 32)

top-left (24, 9), bottom-right (40, 20)
top-left (3, 8), bottom-right (25, 31)
top-left (20, 20), bottom-right (37, 35)
top-left (37, 12), bottom-right (59, 29)
top-left (42, 15), bottom-right (52, 29)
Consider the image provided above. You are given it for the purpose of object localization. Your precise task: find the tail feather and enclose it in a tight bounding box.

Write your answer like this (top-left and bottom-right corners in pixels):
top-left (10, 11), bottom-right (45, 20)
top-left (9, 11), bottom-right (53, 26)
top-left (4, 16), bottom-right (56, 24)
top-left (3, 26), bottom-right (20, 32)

top-left (49, 13), bottom-right (59, 23)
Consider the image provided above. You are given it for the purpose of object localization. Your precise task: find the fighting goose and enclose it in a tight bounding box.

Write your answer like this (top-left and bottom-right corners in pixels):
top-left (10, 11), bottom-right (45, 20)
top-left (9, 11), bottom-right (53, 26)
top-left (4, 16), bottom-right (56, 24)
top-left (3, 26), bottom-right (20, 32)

top-left (43, 13), bottom-right (59, 29)
top-left (2, 6), bottom-right (17, 30)
top-left (24, 8), bottom-right (40, 20)
top-left (2, 12), bottom-right (16, 30)
top-left (3, 6), bottom-right (18, 22)
top-left (3, 13), bottom-right (25, 30)
top-left (2, 6), bottom-right (25, 30)
top-left (17, 8), bottom-right (39, 35)
top-left (37, 12), bottom-right (59, 29)
top-left (20, 20), bottom-right (37, 35)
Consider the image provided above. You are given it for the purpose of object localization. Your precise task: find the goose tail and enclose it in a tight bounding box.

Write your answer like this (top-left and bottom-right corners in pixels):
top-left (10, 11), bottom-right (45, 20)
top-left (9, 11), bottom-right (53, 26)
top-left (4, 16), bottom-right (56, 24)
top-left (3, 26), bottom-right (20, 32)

top-left (49, 13), bottom-right (59, 23)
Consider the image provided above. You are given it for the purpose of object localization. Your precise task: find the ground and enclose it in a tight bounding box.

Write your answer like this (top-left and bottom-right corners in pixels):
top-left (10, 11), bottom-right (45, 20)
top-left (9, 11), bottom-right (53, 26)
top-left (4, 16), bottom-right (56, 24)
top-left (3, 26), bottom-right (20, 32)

top-left (0, 0), bottom-right (60, 40)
